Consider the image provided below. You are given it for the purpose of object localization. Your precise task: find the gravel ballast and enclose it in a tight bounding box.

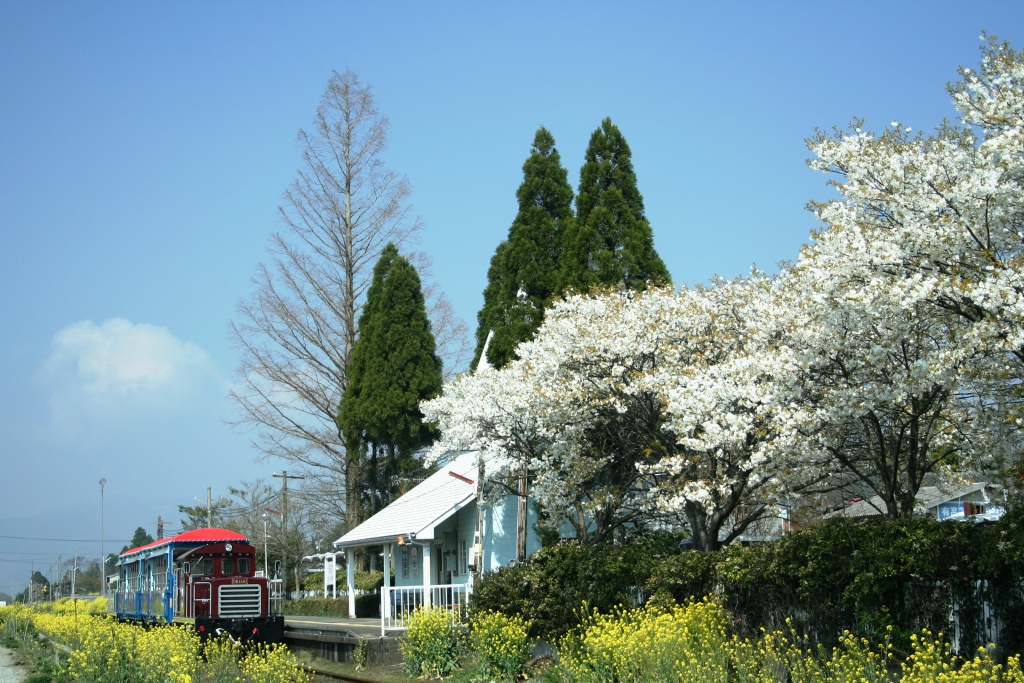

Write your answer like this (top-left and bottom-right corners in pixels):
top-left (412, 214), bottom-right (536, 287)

top-left (0, 648), bottom-right (24, 683)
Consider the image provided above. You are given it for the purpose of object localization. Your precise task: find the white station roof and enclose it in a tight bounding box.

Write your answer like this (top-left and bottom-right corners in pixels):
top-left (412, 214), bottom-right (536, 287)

top-left (333, 451), bottom-right (480, 549)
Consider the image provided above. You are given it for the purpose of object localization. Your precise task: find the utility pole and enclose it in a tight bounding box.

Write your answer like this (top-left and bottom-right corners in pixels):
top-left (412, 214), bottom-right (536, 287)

top-left (272, 475), bottom-right (303, 598)
top-left (99, 477), bottom-right (106, 598)
top-left (156, 516), bottom-right (164, 540)
top-left (272, 471), bottom-right (305, 531)
top-left (71, 555), bottom-right (78, 598)
top-left (207, 486), bottom-right (212, 528)
top-left (56, 557), bottom-right (62, 600)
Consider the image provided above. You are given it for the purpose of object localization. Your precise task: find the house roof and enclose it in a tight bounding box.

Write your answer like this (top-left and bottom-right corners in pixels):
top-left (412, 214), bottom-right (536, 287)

top-left (333, 451), bottom-right (481, 549)
top-left (824, 482), bottom-right (991, 519)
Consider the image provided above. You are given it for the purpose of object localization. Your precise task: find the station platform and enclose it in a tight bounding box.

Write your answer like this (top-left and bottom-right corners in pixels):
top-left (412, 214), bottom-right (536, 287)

top-left (282, 616), bottom-right (402, 664)
top-left (283, 615), bottom-right (388, 639)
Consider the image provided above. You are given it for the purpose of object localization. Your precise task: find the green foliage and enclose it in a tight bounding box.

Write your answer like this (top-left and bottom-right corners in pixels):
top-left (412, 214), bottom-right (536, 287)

top-left (646, 512), bottom-right (1024, 657)
top-left (130, 527), bottom-right (154, 549)
top-left (471, 537), bottom-right (671, 640)
top-left (559, 117), bottom-right (669, 295)
top-left (200, 634), bottom-right (243, 683)
top-left (400, 606), bottom-right (464, 678)
top-left (474, 514), bottom-right (1024, 658)
top-left (177, 499), bottom-right (233, 532)
top-left (301, 570), bottom-right (380, 592)
top-left (354, 571), bottom-right (384, 592)
top-left (339, 243), bottom-right (443, 515)
top-left (353, 637), bottom-right (368, 670)
top-left (470, 610), bottom-right (532, 682)
top-left (475, 127), bottom-right (575, 370)
top-left (556, 599), bottom-right (731, 683)
top-left (551, 599), bottom-right (1024, 683)
top-left (281, 595), bottom-right (379, 618)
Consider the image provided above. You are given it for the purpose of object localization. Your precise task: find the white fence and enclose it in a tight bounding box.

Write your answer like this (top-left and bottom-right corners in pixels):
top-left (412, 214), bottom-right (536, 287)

top-left (381, 583), bottom-right (472, 635)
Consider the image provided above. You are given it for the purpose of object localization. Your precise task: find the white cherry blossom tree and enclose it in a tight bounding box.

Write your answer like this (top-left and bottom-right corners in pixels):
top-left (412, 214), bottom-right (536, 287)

top-left (795, 35), bottom-right (1024, 508)
top-left (424, 279), bottom-right (808, 550)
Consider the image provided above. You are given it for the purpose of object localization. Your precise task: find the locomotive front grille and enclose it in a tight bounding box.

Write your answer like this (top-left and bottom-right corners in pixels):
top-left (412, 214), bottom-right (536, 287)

top-left (218, 584), bottom-right (262, 617)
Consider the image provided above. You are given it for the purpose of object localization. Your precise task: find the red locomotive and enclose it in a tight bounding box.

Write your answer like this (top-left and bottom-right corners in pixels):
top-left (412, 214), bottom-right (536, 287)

top-left (113, 527), bottom-right (284, 642)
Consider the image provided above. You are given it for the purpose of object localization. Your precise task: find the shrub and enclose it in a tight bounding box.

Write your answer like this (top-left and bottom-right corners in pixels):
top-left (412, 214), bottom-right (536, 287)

top-left (401, 606), bottom-right (464, 678)
top-left (470, 610), bottom-right (531, 682)
top-left (240, 643), bottom-right (311, 683)
top-left (557, 598), bottom-right (731, 683)
top-left (281, 594), bottom-right (378, 618)
top-left (3, 607), bottom-right (312, 683)
top-left (353, 637), bottom-right (368, 670)
top-left (302, 569), bottom-right (383, 593)
top-left (646, 513), bottom-right (1024, 658)
top-left (472, 536), bottom-right (675, 639)
top-left (200, 633), bottom-right (242, 683)
top-left (553, 600), bottom-right (1024, 683)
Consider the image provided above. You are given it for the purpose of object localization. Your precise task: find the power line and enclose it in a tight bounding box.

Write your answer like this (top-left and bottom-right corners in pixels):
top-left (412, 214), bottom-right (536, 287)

top-left (0, 535), bottom-right (132, 542)
top-left (0, 551), bottom-right (74, 556)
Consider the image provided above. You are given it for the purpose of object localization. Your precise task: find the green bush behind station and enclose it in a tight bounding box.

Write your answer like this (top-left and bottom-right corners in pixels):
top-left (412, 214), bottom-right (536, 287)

top-left (471, 510), bottom-right (1024, 659)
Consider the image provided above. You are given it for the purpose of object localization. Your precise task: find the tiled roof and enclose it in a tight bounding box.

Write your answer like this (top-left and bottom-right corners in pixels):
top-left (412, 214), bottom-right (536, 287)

top-left (824, 482), bottom-right (990, 519)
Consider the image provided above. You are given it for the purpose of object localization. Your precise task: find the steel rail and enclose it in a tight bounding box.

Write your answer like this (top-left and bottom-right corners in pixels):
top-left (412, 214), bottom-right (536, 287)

top-left (301, 664), bottom-right (385, 683)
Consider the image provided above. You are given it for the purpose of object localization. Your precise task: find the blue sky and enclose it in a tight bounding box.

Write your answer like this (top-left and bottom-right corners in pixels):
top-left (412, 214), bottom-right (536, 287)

top-left (1, 1), bottom-right (1021, 594)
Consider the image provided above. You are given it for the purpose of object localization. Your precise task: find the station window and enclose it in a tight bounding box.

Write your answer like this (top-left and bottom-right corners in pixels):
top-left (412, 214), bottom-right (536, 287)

top-left (411, 546), bottom-right (419, 579)
top-left (401, 546), bottom-right (409, 578)
top-left (458, 540), bottom-right (468, 576)
top-left (238, 558), bottom-right (250, 575)
top-left (221, 558), bottom-right (234, 575)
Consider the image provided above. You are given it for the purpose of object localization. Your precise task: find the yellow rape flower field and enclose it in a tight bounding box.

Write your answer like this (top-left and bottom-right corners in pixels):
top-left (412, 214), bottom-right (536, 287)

top-left (5, 597), bottom-right (1024, 682)
top-left (557, 599), bottom-right (1024, 683)
top-left (0, 599), bottom-right (309, 683)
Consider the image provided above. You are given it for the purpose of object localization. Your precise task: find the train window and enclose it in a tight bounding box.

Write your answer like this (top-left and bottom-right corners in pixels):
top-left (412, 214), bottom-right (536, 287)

top-left (221, 558), bottom-right (234, 575)
top-left (193, 558), bottom-right (213, 576)
top-left (238, 558), bottom-right (250, 575)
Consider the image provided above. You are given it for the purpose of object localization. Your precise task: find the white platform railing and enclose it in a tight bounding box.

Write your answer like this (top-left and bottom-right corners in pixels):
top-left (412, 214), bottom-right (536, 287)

top-left (382, 583), bottom-right (472, 635)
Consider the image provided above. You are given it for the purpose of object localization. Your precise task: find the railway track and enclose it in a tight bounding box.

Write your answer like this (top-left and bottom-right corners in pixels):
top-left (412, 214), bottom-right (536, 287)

top-left (302, 664), bottom-right (387, 683)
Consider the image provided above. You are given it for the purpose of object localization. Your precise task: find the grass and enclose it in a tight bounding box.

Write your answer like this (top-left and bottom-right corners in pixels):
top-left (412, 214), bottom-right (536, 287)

top-left (296, 653), bottom-right (410, 683)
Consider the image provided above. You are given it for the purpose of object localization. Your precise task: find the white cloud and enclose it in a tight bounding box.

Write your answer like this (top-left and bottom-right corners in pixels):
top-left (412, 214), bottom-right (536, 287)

top-left (39, 318), bottom-right (217, 431)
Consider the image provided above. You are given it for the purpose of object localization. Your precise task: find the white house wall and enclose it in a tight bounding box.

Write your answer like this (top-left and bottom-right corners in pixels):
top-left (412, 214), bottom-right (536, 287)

top-left (387, 495), bottom-right (546, 588)
top-left (483, 494), bottom-right (541, 572)
top-left (391, 504), bottom-right (477, 588)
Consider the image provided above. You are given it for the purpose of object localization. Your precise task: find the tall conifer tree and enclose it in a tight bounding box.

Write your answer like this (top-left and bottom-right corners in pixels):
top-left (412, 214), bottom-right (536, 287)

top-left (474, 127), bottom-right (575, 369)
top-left (560, 118), bottom-right (669, 294)
top-left (338, 243), bottom-right (443, 512)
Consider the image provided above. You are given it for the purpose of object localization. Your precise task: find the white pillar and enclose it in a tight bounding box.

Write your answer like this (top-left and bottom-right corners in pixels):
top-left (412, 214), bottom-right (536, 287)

top-left (422, 544), bottom-right (432, 606)
top-left (346, 548), bottom-right (356, 618)
top-left (382, 543), bottom-right (391, 620)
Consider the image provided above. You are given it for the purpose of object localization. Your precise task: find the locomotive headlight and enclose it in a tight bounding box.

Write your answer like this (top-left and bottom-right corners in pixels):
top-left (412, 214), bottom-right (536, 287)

top-left (225, 543), bottom-right (233, 552)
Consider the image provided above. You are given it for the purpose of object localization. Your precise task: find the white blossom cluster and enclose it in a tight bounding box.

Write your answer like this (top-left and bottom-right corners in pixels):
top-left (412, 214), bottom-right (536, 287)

top-left (422, 37), bottom-right (1024, 548)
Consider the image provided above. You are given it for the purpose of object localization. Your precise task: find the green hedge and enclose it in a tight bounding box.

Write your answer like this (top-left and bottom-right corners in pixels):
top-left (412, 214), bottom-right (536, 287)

top-left (472, 511), bottom-right (1024, 658)
top-left (646, 511), bottom-right (1024, 657)
top-left (282, 593), bottom-right (380, 618)
top-left (470, 533), bottom-right (683, 640)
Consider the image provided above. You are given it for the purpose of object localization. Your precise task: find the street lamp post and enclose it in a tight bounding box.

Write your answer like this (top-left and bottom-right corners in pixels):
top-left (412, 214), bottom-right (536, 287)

top-left (262, 512), bottom-right (269, 578)
top-left (99, 478), bottom-right (106, 598)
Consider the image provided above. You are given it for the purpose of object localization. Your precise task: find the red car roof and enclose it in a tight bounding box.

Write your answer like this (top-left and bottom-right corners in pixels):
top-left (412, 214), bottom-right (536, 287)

top-left (120, 527), bottom-right (249, 558)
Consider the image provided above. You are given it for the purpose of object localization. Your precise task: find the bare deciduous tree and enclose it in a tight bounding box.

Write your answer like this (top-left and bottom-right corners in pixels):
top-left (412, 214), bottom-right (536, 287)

top-left (230, 69), bottom-right (469, 533)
